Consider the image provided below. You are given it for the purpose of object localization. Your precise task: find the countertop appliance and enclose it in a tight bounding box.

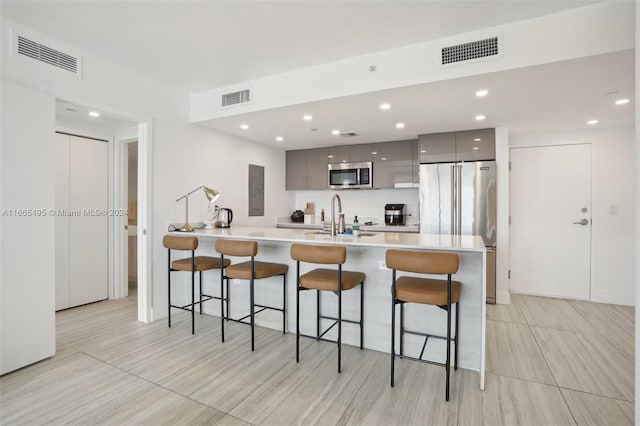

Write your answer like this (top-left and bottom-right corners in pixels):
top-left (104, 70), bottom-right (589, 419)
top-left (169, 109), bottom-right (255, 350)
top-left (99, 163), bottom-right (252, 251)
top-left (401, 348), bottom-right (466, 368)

top-left (328, 161), bottom-right (372, 189)
top-left (215, 207), bottom-right (233, 228)
top-left (419, 161), bottom-right (497, 303)
top-left (291, 210), bottom-right (304, 223)
top-left (384, 204), bottom-right (406, 226)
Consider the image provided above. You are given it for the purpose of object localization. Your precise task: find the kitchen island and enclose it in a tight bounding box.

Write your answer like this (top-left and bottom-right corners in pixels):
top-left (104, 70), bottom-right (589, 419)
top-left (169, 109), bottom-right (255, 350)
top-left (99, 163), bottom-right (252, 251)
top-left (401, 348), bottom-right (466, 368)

top-left (169, 226), bottom-right (486, 389)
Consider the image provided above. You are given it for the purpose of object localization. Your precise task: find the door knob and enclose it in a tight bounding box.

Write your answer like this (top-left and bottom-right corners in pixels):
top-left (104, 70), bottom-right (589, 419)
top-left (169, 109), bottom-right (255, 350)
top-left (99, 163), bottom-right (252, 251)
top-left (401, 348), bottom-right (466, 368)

top-left (573, 218), bottom-right (589, 226)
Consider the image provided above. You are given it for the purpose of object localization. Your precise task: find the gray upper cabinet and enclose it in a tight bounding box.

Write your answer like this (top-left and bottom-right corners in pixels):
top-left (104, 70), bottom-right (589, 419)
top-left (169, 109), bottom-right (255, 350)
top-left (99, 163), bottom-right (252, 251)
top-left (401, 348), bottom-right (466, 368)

top-left (349, 144), bottom-right (373, 163)
top-left (328, 143), bottom-right (372, 163)
top-left (418, 132), bottom-right (456, 163)
top-left (307, 147), bottom-right (329, 189)
top-left (286, 148), bottom-right (328, 190)
top-left (419, 128), bottom-right (495, 163)
top-left (455, 128), bottom-right (496, 161)
top-left (372, 139), bottom-right (416, 189)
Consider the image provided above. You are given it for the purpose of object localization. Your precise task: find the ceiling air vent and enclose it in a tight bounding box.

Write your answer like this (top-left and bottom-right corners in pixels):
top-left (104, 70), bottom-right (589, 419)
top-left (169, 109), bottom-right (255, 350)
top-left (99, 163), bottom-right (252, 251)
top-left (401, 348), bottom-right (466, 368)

top-left (339, 132), bottom-right (359, 138)
top-left (441, 36), bottom-right (499, 65)
top-left (222, 89), bottom-right (251, 108)
top-left (17, 35), bottom-right (79, 74)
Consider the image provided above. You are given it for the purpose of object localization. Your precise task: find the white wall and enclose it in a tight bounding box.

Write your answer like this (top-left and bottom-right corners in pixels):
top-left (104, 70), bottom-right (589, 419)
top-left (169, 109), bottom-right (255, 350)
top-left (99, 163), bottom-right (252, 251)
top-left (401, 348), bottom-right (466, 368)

top-left (510, 127), bottom-right (635, 306)
top-left (1, 81), bottom-right (56, 374)
top-left (0, 18), bottom-right (290, 372)
top-left (192, 2), bottom-right (634, 122)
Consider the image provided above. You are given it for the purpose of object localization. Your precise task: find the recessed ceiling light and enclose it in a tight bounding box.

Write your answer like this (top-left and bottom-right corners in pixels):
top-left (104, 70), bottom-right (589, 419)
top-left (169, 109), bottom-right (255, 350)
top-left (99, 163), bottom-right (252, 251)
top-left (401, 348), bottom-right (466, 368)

top-left (303, 114), bottom-right (313, 121)
top-left (381, 157), bottom-right (387, 161)
top-left (587, 119), bottom-right (599, 125)
top-left (240, 124), bottom-right (249, 130)
top-left (473, 147), bottom-right (480, 150)
top-left (379, 103), bottom-right (391, 110)
top-left (341, 160), bottom-right (347, 163)
top-left (475, 115), bottom-right (486, 121)
top-left (275, 136), bottom-right (284, 142)
top-left (474, 138), bottom-right (482, 142)
top-left (615, 98), bottom-right (630, 105)
top-left (475, 89), bottom-right (488, 97)
top-left (327, 155), bottom-right (334, 158)
top-left (395, 122), bottom-right (405, 129)
top-left (88, 111), bottom-right (100, 118)
top-left (331, 129), bottom-right (340, 135)
top-left (371, 151), bottom-right (378, 155)
top-left (420, 150), bottom-right (426, 153)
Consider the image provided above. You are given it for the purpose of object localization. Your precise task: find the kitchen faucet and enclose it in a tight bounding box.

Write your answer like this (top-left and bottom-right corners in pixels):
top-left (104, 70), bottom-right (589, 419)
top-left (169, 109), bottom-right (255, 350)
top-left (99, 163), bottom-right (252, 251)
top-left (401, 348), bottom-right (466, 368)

top-left (330, 193), bottom-right (345, 236)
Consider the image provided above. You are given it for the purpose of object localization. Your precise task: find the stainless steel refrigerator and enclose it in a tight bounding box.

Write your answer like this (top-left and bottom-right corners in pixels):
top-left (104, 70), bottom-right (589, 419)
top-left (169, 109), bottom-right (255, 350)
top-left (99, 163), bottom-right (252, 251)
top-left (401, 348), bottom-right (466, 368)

top-left (419, 161), bottom-right (497, 303)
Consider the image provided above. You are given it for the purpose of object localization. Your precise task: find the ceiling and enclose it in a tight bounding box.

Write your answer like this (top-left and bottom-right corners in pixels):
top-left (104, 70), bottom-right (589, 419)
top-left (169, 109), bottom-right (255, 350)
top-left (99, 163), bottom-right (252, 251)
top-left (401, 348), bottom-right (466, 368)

top-left (201, 49), bottom-right (635, 149)
top-left (2, 1), bottom-right (634, 150)
top-left (1, 1), bottom-right (599, 93)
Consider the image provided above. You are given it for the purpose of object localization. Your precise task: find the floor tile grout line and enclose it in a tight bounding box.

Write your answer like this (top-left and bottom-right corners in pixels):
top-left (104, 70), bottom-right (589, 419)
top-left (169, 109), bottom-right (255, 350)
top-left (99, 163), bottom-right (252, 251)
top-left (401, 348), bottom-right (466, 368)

top-left (558, 385), bottom-right (635, 404)
top-left (564, 299), bottom-right (635, 364)
top-left (525, 316), bottom-right (580, 426)
top-left (73, 347), bottom-right (234, 418)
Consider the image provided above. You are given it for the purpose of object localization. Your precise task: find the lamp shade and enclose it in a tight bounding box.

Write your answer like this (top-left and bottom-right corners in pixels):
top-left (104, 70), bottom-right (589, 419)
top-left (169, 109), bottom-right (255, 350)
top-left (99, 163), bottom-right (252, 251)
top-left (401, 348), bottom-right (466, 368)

top-left (203, 186), bottom-right (220, 203)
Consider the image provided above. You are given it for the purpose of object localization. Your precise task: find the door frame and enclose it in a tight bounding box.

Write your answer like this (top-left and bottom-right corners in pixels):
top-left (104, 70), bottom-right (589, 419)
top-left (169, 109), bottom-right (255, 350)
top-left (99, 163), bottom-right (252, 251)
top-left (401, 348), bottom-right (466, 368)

top-left (56, 96), bottom-right (153, 323)
top-left (509, 140), bottom-right (595, 300)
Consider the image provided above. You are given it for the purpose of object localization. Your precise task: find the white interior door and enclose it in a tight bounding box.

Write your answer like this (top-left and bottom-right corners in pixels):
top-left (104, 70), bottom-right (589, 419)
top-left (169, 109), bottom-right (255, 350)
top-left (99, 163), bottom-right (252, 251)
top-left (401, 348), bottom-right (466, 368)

top-left (510, 144), bottom-right (592, 299)
top-left (68, 135), bottom-right (109, 307)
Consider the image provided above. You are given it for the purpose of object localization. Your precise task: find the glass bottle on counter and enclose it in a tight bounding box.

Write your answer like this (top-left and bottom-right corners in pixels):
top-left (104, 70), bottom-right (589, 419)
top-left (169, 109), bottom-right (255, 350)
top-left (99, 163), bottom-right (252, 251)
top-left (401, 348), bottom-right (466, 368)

top-left (320, 209), bottom-right (325, 223)
top-left (353, 215), bottom-right (360, 237)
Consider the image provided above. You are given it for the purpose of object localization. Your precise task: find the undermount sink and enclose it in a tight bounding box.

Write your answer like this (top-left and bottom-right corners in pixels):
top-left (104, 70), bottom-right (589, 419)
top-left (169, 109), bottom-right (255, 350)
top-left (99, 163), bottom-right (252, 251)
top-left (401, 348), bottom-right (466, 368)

top-left (305, 230), bottom-right (377, 237)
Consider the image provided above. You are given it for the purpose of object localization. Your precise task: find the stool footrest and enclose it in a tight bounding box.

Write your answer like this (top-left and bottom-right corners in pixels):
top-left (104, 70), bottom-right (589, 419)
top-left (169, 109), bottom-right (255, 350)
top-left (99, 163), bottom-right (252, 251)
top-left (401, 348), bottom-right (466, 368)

top-left (319, 314), bottom-right (361, 325)
top-left (227, 303), bottom-right (282, 323)
top-left (394, 353), bottom-right (448, 368)
top-left (299, 333), bottom-right (341, 346)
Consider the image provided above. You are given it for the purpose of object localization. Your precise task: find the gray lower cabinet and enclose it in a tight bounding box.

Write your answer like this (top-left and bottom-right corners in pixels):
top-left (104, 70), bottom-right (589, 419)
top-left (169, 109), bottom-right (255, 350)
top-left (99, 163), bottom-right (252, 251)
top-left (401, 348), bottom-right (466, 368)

top-left (286, 147), bottom-right (328, 190)
top-left (419, 128), bottom-right (495, 163)
top-left (372, 139), bottom-right (416, 189)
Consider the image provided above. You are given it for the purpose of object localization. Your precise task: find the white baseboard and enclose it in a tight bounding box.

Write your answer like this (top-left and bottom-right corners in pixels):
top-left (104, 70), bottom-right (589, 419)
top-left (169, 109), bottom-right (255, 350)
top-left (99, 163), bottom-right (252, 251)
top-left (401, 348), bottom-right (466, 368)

top-left (591, 289), bottom-right (635, 306)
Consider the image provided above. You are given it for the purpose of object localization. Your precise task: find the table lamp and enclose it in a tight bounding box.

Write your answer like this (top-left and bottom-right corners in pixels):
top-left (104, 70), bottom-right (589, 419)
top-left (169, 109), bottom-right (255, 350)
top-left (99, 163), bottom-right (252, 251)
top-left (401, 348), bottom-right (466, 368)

top-left (176, 185), bottom-right (220, 232)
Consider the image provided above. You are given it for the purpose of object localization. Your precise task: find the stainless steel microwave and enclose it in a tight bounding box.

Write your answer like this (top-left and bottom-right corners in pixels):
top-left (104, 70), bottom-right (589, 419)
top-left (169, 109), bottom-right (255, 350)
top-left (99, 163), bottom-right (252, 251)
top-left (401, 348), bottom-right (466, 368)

top-left (328, 161), bottom-right (373, 189)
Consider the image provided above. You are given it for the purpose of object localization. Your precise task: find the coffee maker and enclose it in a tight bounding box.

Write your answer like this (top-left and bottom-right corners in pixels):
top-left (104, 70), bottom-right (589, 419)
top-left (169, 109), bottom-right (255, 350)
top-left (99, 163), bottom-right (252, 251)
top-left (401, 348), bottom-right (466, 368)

top-left (384, 204), bottom-right (406, 226)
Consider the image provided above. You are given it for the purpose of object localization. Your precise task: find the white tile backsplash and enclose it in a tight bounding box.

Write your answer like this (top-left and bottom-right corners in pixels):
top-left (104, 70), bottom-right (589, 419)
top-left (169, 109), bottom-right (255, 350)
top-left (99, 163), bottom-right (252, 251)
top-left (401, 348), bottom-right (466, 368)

top-left (291, 188), bottom-right (419, 225)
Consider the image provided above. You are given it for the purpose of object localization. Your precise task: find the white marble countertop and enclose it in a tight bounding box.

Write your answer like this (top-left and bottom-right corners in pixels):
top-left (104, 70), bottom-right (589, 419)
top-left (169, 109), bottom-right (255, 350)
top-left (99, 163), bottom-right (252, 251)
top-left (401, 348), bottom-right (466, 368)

top-left (177, 226), bottom-right (486, 252)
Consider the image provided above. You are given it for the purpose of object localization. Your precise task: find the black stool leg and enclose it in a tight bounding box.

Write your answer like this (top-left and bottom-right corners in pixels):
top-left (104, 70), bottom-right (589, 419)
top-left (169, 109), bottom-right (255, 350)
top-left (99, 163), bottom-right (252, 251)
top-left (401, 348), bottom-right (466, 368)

top-left (199, 271), bottom-right (203, 315)
top-left (455, 301), bottom-right (460, 371)
top-left (360, 281), bottom-right (364, 350)
top-left (282, 273), bottom-right (287, 334)
top-left (167, 249), bottom-right (172, 329)
top-left (250, 257), bottom-right (255, 352)
top-left (316, 289), bottom-right (321, 340)
top-left (191, 252), bottom-right (195, 335)
top-left (390, 269), bottom-right (396, 387)
top-left (226, 278), bottom-right (230, 321)
top-left (445, 277), bottom-right (452, 401)
top-left (296, 261), bottom-right (300, 363)
top-left (337, 265), bottom-right (343, 373)
top-left (400, 302), bottom-right (404, 358)
top-left (220, 255), bottom-right (225, 342)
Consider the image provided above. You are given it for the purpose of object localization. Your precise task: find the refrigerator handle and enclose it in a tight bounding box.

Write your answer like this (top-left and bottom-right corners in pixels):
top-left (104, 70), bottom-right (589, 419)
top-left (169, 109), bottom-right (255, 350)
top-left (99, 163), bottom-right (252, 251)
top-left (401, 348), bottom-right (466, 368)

top-left (450, 164), bottom-right (456, 235)
top-left (457, 165), bottom-right (462, 236)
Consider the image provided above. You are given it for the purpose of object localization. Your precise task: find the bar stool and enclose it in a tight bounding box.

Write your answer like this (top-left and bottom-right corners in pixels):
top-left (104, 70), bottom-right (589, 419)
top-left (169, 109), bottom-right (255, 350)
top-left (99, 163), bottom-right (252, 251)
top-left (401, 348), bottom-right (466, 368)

top-left (291, 243), bottom-right (365, 373)
top-left (215, 239), bottom-right (288, 351)
top-left (163, 235), bottom-right (230, 335)
top-left (386, 249), bottom-right (461, 401)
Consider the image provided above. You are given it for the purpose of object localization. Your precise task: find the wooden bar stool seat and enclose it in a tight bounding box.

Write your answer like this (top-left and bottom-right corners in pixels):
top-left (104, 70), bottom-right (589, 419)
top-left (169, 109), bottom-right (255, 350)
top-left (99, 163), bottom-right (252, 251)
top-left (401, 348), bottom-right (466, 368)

top-left (387, 249), bottom-right (461, 401)
top-left (216, 239), bottom-right (288, 351)
top-left (291, 243), bottom-right (365, 373)
top-left (163, 235), bottom-right (230, 335)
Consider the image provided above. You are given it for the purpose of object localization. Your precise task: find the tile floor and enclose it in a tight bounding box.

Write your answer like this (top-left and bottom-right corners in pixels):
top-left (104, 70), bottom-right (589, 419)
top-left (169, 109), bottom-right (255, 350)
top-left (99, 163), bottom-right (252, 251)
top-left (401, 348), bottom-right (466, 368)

top-left (0, 293), bottom-right (634, 425)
